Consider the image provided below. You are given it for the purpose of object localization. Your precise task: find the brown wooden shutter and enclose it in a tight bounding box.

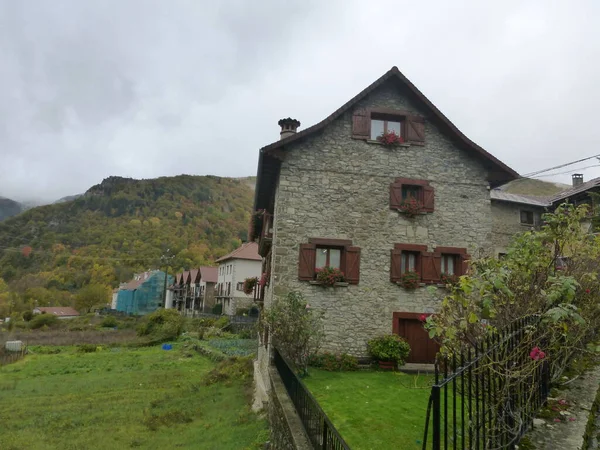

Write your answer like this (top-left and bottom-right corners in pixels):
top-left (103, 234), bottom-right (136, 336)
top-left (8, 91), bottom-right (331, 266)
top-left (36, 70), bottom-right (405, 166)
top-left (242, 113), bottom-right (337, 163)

top-left (421, 252), bottom-right (441, 284)
top-left (422, 185), bottom-right (435, 212)
top-left (298, 243), bottom-right (316, 281)
top-left (345, 246), bottom-right (361, 284)
top-left (390, 182), bottom-right (403, 209)
top-left (390, 249), bottom-right (402, 282)
top-left (406, 116), bottom-right (425, 144)
top-left (352, 109), bottom-right (370, 139)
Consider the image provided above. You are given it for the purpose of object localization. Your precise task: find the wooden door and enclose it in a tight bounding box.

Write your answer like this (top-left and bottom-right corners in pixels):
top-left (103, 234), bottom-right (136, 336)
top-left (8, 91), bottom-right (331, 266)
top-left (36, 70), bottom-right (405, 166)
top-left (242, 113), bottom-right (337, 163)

top-left (396, 318), bottom-right (439, 364)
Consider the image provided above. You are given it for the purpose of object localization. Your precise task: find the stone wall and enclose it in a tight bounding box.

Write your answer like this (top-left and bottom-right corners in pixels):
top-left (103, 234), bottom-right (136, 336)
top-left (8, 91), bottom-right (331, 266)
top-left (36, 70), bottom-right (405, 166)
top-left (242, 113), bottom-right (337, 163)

top-left (267, 366), bottom-right (312, 450)
top-left (491, 200), bottom-right (545, 256)
top-left (267, 81), bottom-right (497, 357)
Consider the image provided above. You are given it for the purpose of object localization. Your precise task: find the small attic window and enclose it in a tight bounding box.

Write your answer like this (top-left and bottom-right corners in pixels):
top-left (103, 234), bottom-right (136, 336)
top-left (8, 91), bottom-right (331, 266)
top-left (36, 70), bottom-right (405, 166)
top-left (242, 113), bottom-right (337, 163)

top-left (370, 118), bottom-right (402, 140)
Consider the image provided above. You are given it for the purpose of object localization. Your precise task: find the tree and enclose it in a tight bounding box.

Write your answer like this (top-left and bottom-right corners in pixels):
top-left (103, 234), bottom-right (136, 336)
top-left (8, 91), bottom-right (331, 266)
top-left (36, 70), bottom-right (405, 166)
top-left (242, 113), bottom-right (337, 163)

top-left (76, 284), bottom-right (109, 313)
top-left (263, 292), bottom-right (324, 376)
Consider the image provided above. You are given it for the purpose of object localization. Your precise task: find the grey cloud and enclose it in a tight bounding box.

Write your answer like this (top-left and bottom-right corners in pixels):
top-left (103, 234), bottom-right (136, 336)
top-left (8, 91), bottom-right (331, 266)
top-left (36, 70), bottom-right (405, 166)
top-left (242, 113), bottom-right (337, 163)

top-left (1, 0), bottom-right (600, 202)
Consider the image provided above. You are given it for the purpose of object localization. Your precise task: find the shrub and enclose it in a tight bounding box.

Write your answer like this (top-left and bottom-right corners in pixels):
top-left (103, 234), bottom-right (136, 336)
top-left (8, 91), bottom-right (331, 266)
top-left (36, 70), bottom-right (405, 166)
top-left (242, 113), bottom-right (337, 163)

top-left (211, 303), bottom-right (223, 315)
top-left (100, 316), bottom-right (118, 328)
top-left (400, 271), bottom-right (420, 290)
top-left (29, 313), bottom-right (60, 330)
top-left (309, 352), bottom-right (358, 371)
top-left (22, 311), bottom-right (33, 322)
top-left (367, 335), bottom-right (411, 364)
top-left (77, 344), bottom-right (98, 353)
top-left (248, 305), bottom-right (259, 317)
top-left (263, 291), bottom-right (324, 375)
top-left (137, 309), bottom-right (183, 342)
top-left (214, 316), bottom-right (230, 329)
top-left (315, 266), bottom-right (345, 286)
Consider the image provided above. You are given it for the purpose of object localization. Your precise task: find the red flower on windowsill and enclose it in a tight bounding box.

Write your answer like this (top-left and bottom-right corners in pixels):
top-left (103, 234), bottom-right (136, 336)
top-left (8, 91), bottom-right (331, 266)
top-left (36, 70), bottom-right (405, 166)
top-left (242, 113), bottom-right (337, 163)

top-left (377, 130), bottom-right (404, 147)
top-left (398, 197), bottom-right (423, 218)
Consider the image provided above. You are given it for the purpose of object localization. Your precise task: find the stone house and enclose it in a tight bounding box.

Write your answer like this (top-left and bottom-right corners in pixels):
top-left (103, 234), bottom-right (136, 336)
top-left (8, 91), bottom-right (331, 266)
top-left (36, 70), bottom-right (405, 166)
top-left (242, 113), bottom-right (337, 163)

top-left (551, 174), bottom-right (600, 232)
top-left (215, 242), bottom-right (262, 315)
top-left (250, 66), bottom-right (520, 366)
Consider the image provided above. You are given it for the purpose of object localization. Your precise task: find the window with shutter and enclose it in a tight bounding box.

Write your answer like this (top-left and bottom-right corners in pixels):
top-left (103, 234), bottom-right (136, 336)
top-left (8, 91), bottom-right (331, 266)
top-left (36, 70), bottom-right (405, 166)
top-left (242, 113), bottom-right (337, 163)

top-left (351, 108), bottom-right (425, 144)
top-left (390, 178), bottom-right (434, 214)
top-left (434, 247), bottom-right (470, 277)
top-left (391, 244), bottom-right (427, 283)
top-left (299, 239), bottom-right (360, 284)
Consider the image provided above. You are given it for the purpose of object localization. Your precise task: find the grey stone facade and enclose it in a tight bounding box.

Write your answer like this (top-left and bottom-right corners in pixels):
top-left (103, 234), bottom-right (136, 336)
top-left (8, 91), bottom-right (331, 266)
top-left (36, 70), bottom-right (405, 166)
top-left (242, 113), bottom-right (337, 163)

top-left (264, 82), bottom-right (500, 357)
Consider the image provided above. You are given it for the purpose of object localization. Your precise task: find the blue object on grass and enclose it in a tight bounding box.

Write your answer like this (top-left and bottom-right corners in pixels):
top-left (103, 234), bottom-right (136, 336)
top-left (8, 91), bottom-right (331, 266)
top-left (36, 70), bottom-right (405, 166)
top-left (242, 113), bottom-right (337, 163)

top-left (162, 344), bottom-right (172, 350)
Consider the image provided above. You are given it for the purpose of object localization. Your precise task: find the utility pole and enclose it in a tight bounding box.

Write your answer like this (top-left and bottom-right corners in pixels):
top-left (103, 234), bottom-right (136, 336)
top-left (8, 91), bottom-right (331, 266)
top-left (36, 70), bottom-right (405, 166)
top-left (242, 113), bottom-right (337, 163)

top-left (160, 249), bottom-right (174, 308)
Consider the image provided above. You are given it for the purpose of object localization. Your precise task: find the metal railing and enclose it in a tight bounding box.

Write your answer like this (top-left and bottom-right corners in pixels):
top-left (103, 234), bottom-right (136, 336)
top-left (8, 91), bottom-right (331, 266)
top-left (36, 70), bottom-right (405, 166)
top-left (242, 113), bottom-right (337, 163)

top-left (273, 348), bottom-right (351, 450)
top-left (422, 315), bottom-right (550, 449)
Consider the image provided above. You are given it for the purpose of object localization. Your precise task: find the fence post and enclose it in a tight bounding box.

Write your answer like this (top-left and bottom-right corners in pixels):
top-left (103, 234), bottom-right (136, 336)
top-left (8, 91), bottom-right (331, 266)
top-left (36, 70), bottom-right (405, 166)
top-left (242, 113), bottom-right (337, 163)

top-left (432, 385), bottom-right (441, 450)
top-left (322, 419), bottom-right (328, 450)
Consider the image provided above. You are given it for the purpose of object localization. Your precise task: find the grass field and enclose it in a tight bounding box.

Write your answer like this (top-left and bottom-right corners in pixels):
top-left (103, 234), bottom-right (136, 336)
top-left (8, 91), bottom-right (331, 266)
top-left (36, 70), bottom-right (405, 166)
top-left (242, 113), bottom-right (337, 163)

top-left (0, 345), bottom-right (268, 450)
top-left (304, 369), bottom-right (434, 450)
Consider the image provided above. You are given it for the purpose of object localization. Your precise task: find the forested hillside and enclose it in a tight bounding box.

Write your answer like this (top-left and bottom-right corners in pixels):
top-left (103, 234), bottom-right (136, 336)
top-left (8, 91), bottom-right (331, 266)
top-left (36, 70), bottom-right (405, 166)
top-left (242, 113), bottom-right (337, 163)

top-left (0, 175), bottom-right (255, 316)
top-left (0, 197), bottom-right (23, 222)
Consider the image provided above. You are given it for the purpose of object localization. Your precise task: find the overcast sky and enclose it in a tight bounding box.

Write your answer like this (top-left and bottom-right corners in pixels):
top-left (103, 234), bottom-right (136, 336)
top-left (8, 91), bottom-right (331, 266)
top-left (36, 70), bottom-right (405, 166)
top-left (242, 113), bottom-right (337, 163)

top-left (1, 0), bottom-right (600, 202)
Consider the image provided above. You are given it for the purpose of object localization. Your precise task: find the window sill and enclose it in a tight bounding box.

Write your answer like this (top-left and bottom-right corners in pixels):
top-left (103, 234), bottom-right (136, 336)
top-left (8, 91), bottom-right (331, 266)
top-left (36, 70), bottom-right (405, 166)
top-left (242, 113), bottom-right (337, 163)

top-left (366, 139), bottom-right (411, 147)
top-left (309, 281), bottom-right (349, 287)
top-left (395, 282), bottom-right (427, 289)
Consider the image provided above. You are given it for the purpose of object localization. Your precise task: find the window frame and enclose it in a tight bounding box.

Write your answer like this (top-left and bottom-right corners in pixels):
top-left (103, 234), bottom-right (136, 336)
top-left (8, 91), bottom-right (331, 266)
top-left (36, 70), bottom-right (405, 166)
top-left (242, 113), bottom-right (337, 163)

top-left (315, 245), bottom-right (344, 271)
top-left (390, 178), bottom-right (434, 213)
top-left (435, 246), bottom-right (469, 277)
top-left (370, 112), bottom-right (405, 141)
top-left (352, 107), bottom-right (425, 145)
top-left (298, 238), bottom-right (361, 284)
top-left (440, 253), bottom-right (459, 276)
top-left (391, 243), bottom-right (427, 283)
top-left (520, 210), bottom-right (534, 226)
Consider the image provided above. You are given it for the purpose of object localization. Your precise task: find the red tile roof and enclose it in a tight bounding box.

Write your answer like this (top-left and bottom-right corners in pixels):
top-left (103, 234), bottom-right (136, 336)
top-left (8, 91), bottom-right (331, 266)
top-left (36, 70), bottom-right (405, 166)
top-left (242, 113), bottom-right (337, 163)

top-left (199, 266), bottom-right (218, 283)
top-left (123, 279), bottom-right (144, 290)
top-left (216, 242), bottom-right (261, 262)
top-left (35, 307), bottom-right (80, 317)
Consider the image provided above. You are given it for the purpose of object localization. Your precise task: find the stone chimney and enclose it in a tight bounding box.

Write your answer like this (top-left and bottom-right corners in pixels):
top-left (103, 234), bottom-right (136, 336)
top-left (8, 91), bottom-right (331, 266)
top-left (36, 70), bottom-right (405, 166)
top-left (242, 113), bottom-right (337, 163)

top-left (278, 118), bottom-right (301, 140)
top-left (572, 173), bottom-right (584, 187)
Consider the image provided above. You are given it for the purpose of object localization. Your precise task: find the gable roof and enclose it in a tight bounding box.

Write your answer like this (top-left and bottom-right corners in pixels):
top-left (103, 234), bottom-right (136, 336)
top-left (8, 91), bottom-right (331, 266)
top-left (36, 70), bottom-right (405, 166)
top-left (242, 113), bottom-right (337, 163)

top-left (490, 190), bottom-right (551, 207)
top-left (188, 269), bottom-right (200, 284)
top-left (551, 177), bottom-right (600, 203)
top-left (252, 66), bottom-right (519, 229)
top-left (199, 266), bottom-right (218, 283)
top-left (216, 242), bottom-right (261, 263)
top-left (35, 307), bottom-right (79, 317)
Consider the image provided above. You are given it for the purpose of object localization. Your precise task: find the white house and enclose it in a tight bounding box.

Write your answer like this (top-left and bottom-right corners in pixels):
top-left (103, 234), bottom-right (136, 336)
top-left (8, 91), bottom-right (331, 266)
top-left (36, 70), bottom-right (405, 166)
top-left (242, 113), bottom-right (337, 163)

top-left (215, 242), bottom-right (262, 315)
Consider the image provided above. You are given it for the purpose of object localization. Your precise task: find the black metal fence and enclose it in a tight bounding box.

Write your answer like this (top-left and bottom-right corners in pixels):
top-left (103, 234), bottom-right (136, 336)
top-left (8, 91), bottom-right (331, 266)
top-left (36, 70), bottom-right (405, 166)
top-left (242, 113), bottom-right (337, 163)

top-left (423, 315), bottom-right (551, 450)
top-left (273, 348), bottom-right (351, 450)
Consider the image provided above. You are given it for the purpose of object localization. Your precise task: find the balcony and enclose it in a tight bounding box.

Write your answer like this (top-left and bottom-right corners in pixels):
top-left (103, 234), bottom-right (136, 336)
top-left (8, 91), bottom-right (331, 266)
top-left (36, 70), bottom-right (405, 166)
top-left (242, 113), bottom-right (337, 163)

top-left (257, 211), bottom-right (273, 257)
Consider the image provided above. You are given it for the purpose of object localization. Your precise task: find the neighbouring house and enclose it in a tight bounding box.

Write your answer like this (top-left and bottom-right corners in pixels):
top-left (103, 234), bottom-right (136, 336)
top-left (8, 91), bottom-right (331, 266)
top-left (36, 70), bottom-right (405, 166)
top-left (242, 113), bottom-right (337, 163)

top-left (490, 190), bottom-right (549, 257)
top-left (198, 266), bottom-right (218, 312)
top-left (115, 270), bottom-right (173, 315)
top-left (33, 307), bottom-right (80, 319)
top-left (215, 242), bottom-right (262, 315)
top-left (551, 174), bottom-right (600, 233)
top-left (250, 66), bottom-right (521, 375)
top-left (182, 268), bottom-right (200, 316)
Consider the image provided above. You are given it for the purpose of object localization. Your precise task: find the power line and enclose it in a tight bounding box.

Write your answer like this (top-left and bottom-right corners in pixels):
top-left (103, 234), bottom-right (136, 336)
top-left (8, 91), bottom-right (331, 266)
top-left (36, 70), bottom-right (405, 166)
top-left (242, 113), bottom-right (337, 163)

top-left (530, 164), bottom-right (600, 179)
top-left (521, 153), bottom-right (600, 178)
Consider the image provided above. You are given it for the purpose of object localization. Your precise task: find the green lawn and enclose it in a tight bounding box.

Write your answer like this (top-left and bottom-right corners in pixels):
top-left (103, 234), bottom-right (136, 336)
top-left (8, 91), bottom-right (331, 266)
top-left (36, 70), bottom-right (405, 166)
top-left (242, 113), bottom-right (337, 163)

top-left (304, 369), bottom-right (435, 450)
top-left (0, 345), bottom-right (268, 450)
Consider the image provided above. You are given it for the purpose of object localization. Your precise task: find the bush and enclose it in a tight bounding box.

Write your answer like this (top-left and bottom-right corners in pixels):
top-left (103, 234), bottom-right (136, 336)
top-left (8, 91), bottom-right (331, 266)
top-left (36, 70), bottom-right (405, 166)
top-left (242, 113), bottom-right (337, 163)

top-left (137, 309), bottom-right (184, 342)
top-left (214, 316), bottom-right (230, 329)
top-left (77, 344), bottom-right (98, 353)
top-left (309, 352), bottom-right (358, 371)
top-left (22, 311), bottom-right (34, 322)
top-left (100, 316), bottom-right (118, 328)
top-left (202, 356), bottom-right (253, 386)
top-left (236, 308), bottom-right (249, 316)
top-left (29, 314), bottom-right (60, 330)
top-left (367, 335), bottom-right (411, 364)
top-left (211, 303), bottom-right (223, 315)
